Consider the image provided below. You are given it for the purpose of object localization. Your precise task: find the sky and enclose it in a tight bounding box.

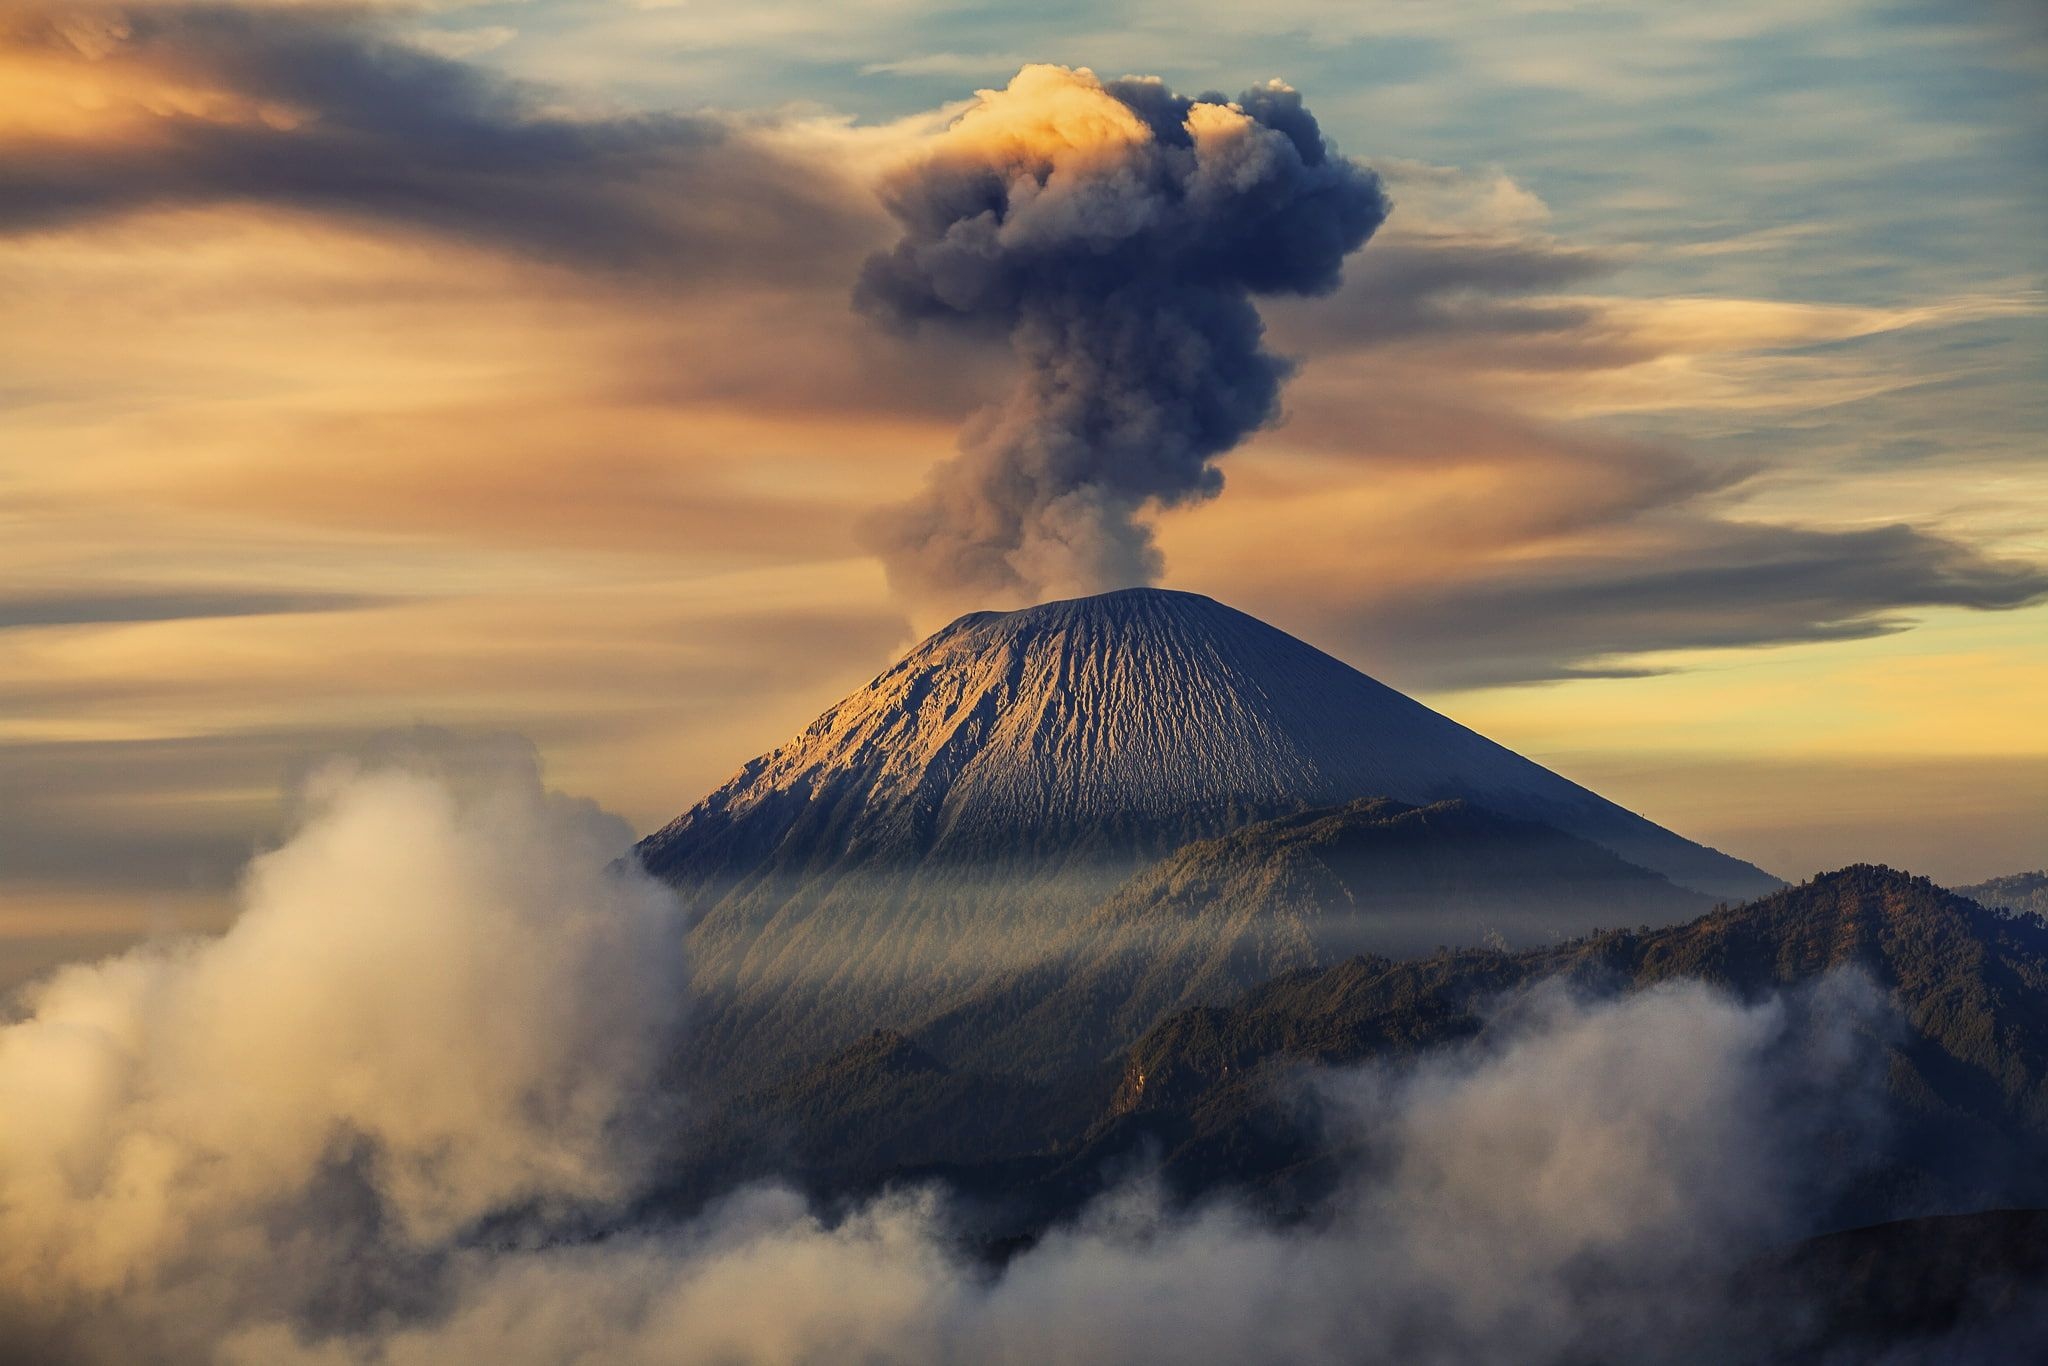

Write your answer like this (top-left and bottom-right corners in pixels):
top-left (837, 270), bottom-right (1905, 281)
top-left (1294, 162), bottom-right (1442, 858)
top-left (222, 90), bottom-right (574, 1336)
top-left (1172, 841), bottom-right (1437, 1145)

top-left (2, 0), bottom-right (2044, 986)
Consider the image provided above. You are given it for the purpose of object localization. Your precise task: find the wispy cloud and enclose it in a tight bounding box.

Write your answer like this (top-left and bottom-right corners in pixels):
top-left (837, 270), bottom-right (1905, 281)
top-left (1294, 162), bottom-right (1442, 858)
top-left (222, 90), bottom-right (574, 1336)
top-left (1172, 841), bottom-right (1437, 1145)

top-left (0, 587), bottom-right (387, 631)
top-left (0, 4), bottom-right (873, 277)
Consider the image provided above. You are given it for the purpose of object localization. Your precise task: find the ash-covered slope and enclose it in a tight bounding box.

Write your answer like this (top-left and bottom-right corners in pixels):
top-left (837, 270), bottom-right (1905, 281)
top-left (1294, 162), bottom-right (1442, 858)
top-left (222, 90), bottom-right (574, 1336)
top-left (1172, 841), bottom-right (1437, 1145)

top-left (640, 589), bottom-right (1771, 896)
top-left (638, 588), bottom-right (1774, 1087)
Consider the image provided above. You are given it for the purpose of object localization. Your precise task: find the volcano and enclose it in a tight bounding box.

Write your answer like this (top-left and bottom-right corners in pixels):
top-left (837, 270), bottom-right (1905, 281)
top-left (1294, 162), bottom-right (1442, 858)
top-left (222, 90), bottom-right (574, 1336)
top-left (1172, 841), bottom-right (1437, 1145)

top-left (639, 588), bottom-right (1777, 1084)
top-left (641, 589), bottom-right (1771, 892)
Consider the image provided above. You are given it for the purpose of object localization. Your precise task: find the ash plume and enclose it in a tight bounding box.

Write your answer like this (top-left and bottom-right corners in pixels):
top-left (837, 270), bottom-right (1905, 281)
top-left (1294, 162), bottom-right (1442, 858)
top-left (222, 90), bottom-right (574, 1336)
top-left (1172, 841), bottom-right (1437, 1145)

top-left (856, 65), bottom-right (1387, 608)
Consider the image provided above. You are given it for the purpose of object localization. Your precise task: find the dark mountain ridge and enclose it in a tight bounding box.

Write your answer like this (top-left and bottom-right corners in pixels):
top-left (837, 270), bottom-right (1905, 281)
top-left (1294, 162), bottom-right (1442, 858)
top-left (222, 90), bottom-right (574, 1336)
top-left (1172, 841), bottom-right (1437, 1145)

top-left (1099, 865), bottom-right (2048, 1216)
top-left (667, 867), bottom-right (2048, 1235)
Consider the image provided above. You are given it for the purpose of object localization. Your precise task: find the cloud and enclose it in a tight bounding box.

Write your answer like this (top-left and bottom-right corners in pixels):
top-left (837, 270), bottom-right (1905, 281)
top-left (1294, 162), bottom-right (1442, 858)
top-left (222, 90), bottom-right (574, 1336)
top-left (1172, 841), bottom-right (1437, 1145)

top-left (180, 976), bottom-right (1897, 1363)
top-left (1317, 519), bottom-right (2048, 688)
top-left (0, 4), bottom-right (872, 279)
top-left (1269, 159), bottom-right (1627, 358)
top-left (860, 51), bottom-right (1033, 79)
top-left (0, 592), bottom-right (914, 970)
top-left (1156, 369), bottom-right (2048, 690)
top-left (854, 64), bottom-right (1387, 610)
top-left (1269, 160), bottom-right (2045, 412)
top-left (0, 733), bottom-right (691, 1358)
top-left (406, 25), bottom-right (518, 61)
top-left (7, 735), bottom-right (2013, 1365)
top-left (1147, 160), bottom-right (2048, 689)
top-left (1553, 753), bottom-right (2048, 889)
top-left (0, 587), bottom-right (386, 631)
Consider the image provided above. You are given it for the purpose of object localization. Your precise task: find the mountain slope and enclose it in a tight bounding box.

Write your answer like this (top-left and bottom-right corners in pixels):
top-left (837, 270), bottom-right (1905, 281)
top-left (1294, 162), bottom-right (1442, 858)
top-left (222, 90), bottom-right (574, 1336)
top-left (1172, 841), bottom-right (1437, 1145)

top-left (1101, 866), bottom-right (2048, 1211)
top-left (919, 796), bottom-right (1714, 1078)
top-left (638, 588), bottom-right (1776, 1087)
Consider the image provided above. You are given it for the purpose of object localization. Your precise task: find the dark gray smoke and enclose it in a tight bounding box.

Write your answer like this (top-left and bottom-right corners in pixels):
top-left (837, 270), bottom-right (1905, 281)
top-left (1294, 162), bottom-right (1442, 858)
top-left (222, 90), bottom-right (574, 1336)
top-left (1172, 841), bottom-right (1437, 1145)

top-left (855, 65), bottom-right (1388, 606)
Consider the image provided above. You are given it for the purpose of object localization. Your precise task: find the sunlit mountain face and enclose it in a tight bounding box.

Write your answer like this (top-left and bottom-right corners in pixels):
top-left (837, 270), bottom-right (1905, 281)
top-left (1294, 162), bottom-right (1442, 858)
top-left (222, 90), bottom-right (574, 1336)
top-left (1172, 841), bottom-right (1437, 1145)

top-left (2, 5), bottom-right (2045, 1363)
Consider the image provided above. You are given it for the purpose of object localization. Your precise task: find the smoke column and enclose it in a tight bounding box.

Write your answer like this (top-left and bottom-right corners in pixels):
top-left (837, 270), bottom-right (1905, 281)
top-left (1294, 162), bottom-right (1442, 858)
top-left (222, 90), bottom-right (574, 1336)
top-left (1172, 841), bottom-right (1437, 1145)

top-left (856, 65), bottom-right (1387, 607)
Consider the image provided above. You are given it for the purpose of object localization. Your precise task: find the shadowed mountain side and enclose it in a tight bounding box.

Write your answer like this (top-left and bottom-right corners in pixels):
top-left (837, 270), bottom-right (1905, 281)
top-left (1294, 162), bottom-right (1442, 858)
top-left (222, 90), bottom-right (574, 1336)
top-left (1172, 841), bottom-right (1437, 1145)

top-left (638, 588), bottom-right (1775, 1089)
top-left (668, 868), bottom-right (2048, 1240)
top-left (1730, 1208), bottom-right (2048, 1361)
top-left (1099, 866), bottom-right (2048, 1215)
top-left (915, 797), bottom-right (1714, 1080)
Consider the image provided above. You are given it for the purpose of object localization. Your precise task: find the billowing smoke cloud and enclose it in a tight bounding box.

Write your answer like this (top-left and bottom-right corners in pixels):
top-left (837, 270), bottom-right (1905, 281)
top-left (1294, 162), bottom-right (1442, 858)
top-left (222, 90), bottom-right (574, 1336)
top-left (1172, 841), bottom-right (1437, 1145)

top-left (0, 734), bottom-right (691, 1362)
top-left (856, 65), bottom-right (1387, 607)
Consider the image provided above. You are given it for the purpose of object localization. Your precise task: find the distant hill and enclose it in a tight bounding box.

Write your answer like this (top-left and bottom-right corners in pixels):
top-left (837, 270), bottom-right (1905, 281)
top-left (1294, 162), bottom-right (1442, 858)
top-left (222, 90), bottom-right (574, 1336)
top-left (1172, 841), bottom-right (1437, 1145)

top-left (1958, 870), bottom-right (2048, 918)
top-left (636, 588), bottom-right (1775, 1088)
top-left (918, 796), bottom-right (1712, 1080)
